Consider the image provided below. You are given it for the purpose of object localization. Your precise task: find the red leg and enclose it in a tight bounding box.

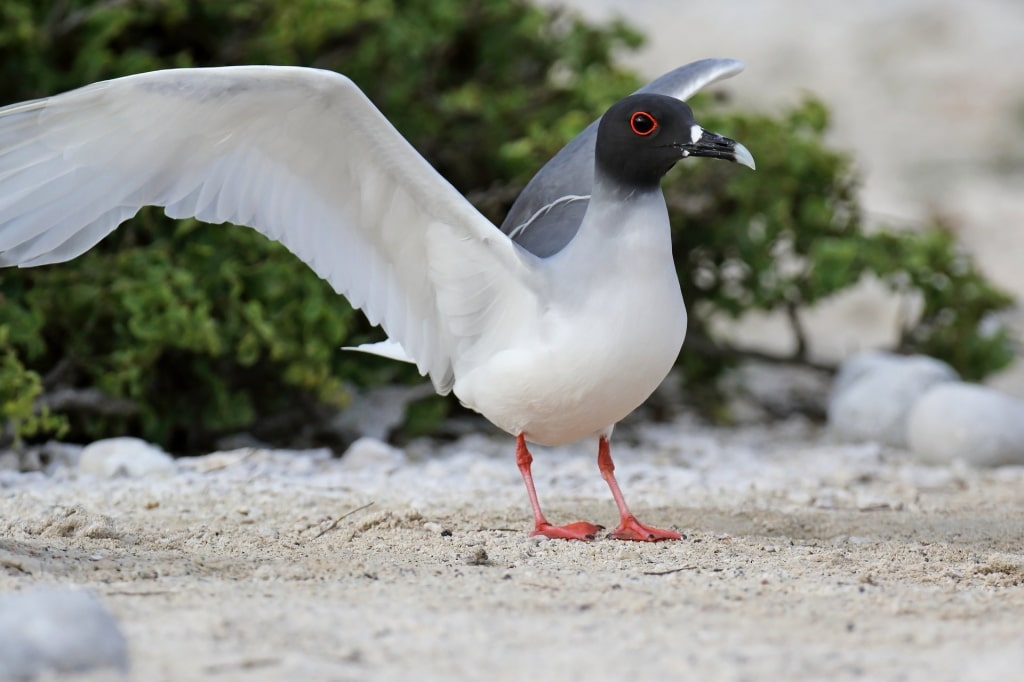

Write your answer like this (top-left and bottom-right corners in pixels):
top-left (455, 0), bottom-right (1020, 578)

top-left (516, 434), bottom-right (602, 541)
top-left (598, 436), bottom-right (681, 542)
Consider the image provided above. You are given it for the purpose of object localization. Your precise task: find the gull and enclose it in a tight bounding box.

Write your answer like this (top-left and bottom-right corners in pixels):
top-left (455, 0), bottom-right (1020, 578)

top-left (0, 58), bottom-right (754, 541)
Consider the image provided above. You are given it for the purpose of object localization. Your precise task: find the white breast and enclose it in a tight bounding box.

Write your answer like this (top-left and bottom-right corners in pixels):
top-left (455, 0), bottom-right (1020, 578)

top-left (453, 189), bottom-right (687, 446)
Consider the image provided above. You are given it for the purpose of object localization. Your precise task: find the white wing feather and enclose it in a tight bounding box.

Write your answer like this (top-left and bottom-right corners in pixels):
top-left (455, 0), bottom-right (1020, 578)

top-left (0, 66), bottom-right (537, 393)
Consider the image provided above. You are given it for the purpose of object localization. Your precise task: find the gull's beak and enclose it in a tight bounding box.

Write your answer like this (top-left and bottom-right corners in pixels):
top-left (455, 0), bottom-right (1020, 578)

top-left (678, 128), bottom-right (756, 170)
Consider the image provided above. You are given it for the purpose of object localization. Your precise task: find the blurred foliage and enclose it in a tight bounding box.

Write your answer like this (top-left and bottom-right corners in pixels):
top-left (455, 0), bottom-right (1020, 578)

top-left (0, 0), bottom-right (1015, 448)
top-left (0, 326), bottom-right (67, 443)
top-left (672, 100), bottom-right (1014, 394)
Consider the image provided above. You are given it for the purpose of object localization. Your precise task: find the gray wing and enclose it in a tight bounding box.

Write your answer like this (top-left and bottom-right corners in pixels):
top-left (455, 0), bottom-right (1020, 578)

top-left (500, 58), bottom-right (745, 257)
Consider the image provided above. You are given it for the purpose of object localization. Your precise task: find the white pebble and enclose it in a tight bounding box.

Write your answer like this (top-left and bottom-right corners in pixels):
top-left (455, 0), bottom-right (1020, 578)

top-left (907, 382), bottom-right (1024, 467)
top-left (78, 437), bottom-right (175, 478)
top-left (0, 588), bottom-right (128, 679)
top-left (340, 437), bottom-right (407, 470)
top-left (828, 352), bottom-right (958, 447)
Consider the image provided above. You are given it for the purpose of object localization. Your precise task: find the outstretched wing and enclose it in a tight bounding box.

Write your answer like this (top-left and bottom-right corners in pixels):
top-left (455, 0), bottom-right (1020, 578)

top-left (501, 58), bottom-right (746, 257)
top-left (0, 66), bottom-right (535, 392)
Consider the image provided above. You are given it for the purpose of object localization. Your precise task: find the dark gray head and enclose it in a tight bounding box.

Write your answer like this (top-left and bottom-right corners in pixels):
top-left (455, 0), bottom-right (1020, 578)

top-left (595, 93), bottom-right (755, 191)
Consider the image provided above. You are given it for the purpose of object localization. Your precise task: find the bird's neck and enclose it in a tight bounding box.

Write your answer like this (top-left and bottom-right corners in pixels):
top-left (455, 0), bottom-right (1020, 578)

top-left (582, 169), bottom-right (669, 243)
top-left (590, 166), bottom-right (662, 207)
top-left (542, 169), bottom-right (672, 300)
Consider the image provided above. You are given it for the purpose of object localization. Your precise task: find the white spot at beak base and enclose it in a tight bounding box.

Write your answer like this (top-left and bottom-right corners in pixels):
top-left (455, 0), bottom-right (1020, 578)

top-left (690, 124), bottom-right (703, 144)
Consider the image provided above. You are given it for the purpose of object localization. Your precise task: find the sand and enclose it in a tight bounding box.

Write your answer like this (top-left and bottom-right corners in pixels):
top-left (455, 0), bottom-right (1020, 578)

top-left (2, 417), bottom-right (1023, 681)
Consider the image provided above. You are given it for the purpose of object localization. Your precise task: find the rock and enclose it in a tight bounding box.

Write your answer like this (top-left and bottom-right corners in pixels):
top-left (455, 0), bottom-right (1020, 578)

top-left (907, 383), bottom-right (1024, 467)
top-left (214, 432), bottom-right (272, 451)
top-left (722, 363), bottom-right (833, 421)
top-left (38, 441), bottom-right (86, 472)
top-left (828, 352), bottom-right (958, 447)
top-left (0, 450), bottom-right (18, 472)
top-left (78, 437), bottom-right (175, 478)
top-left (0, 588), bottom-right (129, 679)
top-left (831, 351), bottom-right (905, 396)
top-left (0, 441), bottom-right (82, 474)
top-left (330, 383), bottom-right (437, 442)
top-left (340, 437), bottom-right (407, 470)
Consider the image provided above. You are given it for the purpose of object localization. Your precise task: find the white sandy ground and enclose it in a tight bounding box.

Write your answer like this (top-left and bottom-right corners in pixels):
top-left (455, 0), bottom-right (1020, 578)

top-left (2, 417), bottom-right (1023, 681)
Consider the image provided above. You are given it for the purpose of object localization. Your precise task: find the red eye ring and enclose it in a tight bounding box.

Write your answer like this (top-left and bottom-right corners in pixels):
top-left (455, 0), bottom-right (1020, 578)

top-left (629, 111), bottom-right (658, 136)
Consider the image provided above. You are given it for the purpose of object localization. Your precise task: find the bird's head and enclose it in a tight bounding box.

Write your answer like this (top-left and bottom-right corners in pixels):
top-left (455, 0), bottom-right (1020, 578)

top-left (595, 93), bottom-right (755, 190)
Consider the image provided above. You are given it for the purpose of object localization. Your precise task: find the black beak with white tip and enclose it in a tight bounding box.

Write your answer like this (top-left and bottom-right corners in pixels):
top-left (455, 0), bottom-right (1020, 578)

top-left (678, 129), bottom-right (756, 170)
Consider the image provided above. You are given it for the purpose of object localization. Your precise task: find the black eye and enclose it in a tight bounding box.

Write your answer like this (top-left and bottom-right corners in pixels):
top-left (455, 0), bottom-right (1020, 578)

top-left (629, 111), bottom-right (658, 136)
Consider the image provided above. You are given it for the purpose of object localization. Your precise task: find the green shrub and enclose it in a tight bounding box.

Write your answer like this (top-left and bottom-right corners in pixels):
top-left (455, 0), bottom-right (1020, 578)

top-left (671, 99), bottom-right (1014, 390)
top-left (0, 0), bottom-right (1014, 448)
top-left (0, 326), bottom-right (67, 444)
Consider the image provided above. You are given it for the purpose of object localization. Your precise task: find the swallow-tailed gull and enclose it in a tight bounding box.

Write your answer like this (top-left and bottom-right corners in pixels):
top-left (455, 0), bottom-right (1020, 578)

top-left (0, 58), bottom-right (754, 541)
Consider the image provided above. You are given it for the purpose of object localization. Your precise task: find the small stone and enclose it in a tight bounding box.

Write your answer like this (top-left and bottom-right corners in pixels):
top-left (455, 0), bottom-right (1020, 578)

top-left (257, 526), bottom-right (280, 540)
top-left (828, 352), bottom-right (958, 447)
top-left (0, 451), bottom-right (18, 472)
top-left (0, 588), bottom-right (129, 679)
top-left (339, 437), bottom-right (407, 470)
top-left (465, 547), bottom-right (491, 566)
top-left (38, 441), bottom-right (85, 473)
top-left (831, 351), bottom-right (904, 396)
top-left (78, 437), bottom-right (175, 478)
top-left (330, 383), bottom-right (437, 442)
top-left (907, 382), bottom-right (1024, 467)
top-left (615, 547), bottom-right (640, 561)
top-left (4, 441), bottom-right (85, 474)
